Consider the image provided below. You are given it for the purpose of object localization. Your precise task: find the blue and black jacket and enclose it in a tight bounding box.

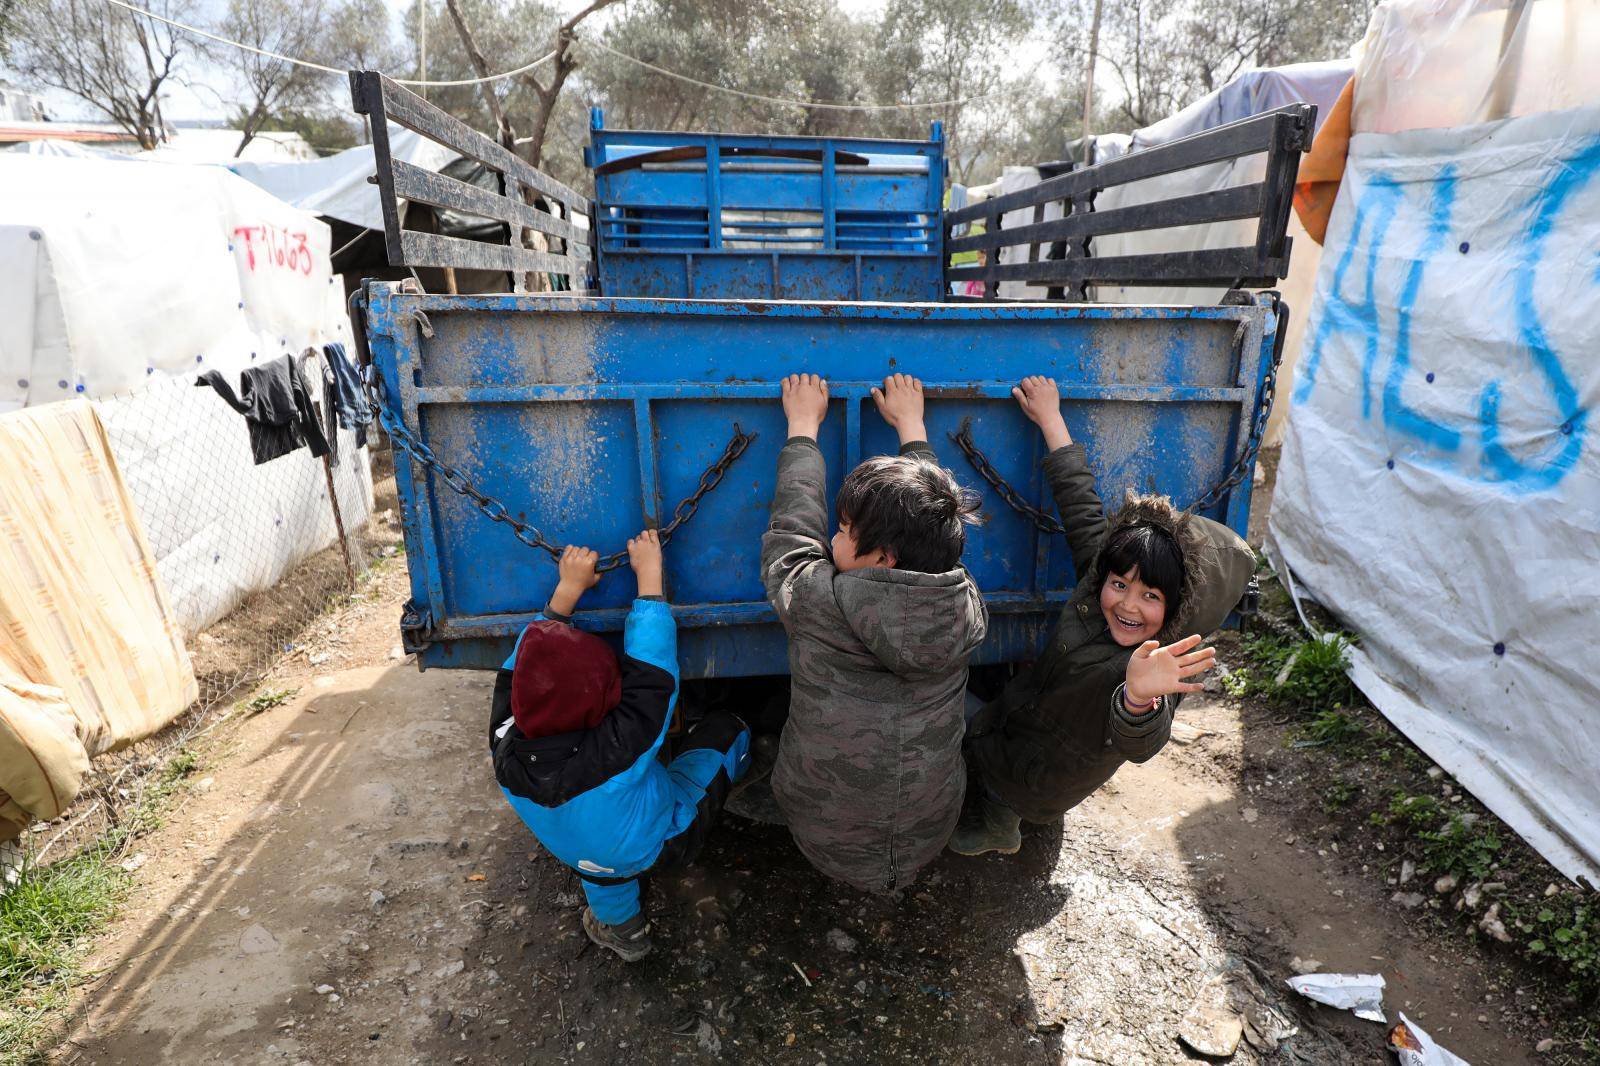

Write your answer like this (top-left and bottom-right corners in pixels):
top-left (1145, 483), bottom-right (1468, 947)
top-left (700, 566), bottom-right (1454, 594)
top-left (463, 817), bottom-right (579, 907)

top-left (489, 598), bottom-right (699, 880)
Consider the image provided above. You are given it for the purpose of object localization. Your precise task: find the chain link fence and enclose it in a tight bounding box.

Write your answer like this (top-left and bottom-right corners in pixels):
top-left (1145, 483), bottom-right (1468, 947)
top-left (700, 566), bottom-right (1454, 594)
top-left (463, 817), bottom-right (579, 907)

top-left (8, 366), bottom-right (405, 873)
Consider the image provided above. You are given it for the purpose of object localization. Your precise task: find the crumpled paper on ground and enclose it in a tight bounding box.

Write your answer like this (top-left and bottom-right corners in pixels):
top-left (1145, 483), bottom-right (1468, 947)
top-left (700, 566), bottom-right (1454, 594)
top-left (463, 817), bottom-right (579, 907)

top-left (1390, 1012), bottom-right (1472, 1066)
top-left (1285, 972), bottom-right (1387, 1022)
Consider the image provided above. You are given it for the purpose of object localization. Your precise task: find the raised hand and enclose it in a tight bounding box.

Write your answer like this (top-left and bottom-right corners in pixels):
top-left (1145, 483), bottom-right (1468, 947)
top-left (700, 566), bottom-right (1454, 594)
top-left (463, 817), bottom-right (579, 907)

top-left (1125, 634), bottom-right (1216, 708)
top-left (870, 373), bottom-right (927, 446)
top-left (627, 528), bottom-right (663, 597)
top-left (781, 373), bottom-right (829, 439)
top-left (1011, 375), bottom-right (1071, 451)
top-left (548, 544), bottom-right (600, 616)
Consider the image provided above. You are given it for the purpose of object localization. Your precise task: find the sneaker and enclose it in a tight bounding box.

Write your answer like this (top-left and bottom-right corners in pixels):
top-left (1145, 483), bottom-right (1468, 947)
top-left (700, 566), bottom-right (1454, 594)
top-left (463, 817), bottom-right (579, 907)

top-left (581, 907), bottom-right (653, 962)
top-left (947, 792), bottom-right (1022, 856)
top-left (729, 733), bottom-right (779, 798)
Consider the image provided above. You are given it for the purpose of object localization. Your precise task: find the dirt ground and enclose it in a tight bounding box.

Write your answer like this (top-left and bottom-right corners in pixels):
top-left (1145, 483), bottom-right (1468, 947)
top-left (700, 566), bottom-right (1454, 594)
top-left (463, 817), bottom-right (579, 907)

top-left (41, 543), bottom-right (1563, 1065)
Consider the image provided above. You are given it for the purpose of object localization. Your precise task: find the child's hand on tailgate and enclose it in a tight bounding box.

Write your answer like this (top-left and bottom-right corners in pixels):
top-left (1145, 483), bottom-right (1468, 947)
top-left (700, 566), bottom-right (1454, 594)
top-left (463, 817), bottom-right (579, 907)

top-left (781, 373), bottom-right (829, 439)
top-left (1012, 375), bottom-right (1072, 452)
top-left (628, 529), bottom-right (664, 597)
top-left (871, 373), bottom-right (928, 447)
top-left (548, 545), bottom-right (600, 616)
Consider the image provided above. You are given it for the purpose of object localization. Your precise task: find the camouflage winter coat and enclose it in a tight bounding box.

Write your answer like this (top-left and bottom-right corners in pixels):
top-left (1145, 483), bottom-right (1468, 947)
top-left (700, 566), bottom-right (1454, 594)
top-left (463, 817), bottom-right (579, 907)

top-left (762, 438), bottom-right (988, 893)
top-left (966, 443), bottom-right (1255, 823)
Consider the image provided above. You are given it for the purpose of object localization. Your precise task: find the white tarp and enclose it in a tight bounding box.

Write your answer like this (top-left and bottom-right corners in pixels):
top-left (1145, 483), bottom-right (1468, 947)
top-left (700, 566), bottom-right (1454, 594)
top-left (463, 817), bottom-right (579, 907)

top-left (0, 155), bottom-right (372, 634)
top-left (227, 128), bottom-right (456, 231)
top-left (1269, 103), bottom-right (1600, 883)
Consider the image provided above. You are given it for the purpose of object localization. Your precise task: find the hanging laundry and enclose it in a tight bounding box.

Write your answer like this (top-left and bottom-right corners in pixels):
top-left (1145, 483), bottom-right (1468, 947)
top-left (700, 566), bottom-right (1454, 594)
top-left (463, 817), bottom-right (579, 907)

top-left (323, 341), bottom-right (372, 447)
top-left (195, 355), bottom-right (330, 465)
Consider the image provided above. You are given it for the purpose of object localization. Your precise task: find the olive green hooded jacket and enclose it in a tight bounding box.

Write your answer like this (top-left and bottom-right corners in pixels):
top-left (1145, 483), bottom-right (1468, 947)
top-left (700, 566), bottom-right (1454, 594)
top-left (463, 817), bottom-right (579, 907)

top-left (966, 443), bottom-right (1255, 823)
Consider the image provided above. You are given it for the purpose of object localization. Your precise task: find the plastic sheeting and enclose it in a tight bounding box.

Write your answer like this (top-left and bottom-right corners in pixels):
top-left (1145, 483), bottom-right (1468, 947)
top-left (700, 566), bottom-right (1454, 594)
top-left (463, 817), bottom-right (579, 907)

top-left (227, 128), bottom-right (457, 231)
top-left (1088, 60), bottom-right (1352, 309)
top-left (1351, 0), bottom-right (1600, 134)
top-left (0, 155), bottom-right (374, 635)
top-left (0, 154), bottom-right (354, 410)
top-left (1269, 102), bottom-right (1600, 883)
top-left (0, 400), bottom-right (197, 837)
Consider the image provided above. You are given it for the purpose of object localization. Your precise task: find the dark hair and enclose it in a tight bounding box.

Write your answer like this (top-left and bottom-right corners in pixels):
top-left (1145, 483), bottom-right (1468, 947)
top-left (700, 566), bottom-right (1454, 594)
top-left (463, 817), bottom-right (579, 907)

top-left (1094, 523), bottom-right (1185, 620)
top-left (835, 456), bottom-right (983, 573)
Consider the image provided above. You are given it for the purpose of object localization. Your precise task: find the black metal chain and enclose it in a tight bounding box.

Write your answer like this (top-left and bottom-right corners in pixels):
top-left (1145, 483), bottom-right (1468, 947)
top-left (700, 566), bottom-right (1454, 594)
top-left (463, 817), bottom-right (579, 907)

top-left (951, 296), bottom-right (1287, 530)
top-left (949, 423), bottom-right (1066, 533)
top-left (1190, 296), bottom-right (1287, 513)
top-left (363, 372), bottom-right (756, 573)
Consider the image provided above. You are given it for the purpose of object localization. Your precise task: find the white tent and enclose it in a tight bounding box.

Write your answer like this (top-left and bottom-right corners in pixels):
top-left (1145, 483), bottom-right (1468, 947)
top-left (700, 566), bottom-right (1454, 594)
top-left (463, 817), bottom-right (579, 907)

top-left (227, 128), bottom-right (457, 231)
top-left (146, 128), bottom-right (316, 164)
top-left (1270, 0), bottom-right (1600, 883)
top-left (0, 155), bottom-right (372, 633)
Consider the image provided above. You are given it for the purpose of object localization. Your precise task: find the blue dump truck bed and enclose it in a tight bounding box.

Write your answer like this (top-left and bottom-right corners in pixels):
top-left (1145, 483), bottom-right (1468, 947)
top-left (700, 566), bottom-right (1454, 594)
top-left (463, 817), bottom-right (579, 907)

top-left (362, 290), bottom-right (1280, 673)
top-left (347, 72), bottom-right (1312, 675)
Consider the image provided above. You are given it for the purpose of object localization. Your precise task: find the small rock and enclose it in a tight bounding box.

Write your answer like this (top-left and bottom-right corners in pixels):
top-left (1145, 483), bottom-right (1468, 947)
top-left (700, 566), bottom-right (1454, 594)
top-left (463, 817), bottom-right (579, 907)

top-left (1434, 875), bottom-right (1459, 894)
top-left (1392, 891), bottom-right (1426, 909)
top-left (1399, 859), bottom-right (1416, 884)
top-left (195, 776), bottom-right (215, 792)
top-left (1544, 883), bottom-right (1560, 898)
top-left (1462, 883), bottom-right (1484, 910)
top-left (1284, 835), bottom-right (1296, 846)
top-left (1176, 996), bottom-right (1244, 1058)
top-left (405, 960), bottom-right (422, 975)
top-left (119, 853), bottom-right (148, 873)
top-left (825, 928), bottom-right (858, 954)
top-left (1479, 903), bottom-right (1513, 943)
top-left (1537, 1038), bottom-right (1555, 1053)
top-left (240, 924), bottom-right (279, 954)
top-left (1241, 807), bottom-right (1259, 824)
top-left (434, 960), bottom-right (465, 978)
top-left (315, 984), bottom-right (335, 995)
top-left (388, 645), bottom-right (406, 661)
top-left (1291, 956), bottom-right (1323, 974)
top-left (369, 889), bottom-right (387, 909)
top-left (1427, 767), bottom-right (1444, 780)
top-left (694, 1020), bottom-right (721, 1055)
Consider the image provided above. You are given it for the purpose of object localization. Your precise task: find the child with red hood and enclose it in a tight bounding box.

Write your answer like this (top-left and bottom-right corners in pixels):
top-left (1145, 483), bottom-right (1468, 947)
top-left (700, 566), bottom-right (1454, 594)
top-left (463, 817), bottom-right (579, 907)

top-left (490, 530), bottom-right (751, 961)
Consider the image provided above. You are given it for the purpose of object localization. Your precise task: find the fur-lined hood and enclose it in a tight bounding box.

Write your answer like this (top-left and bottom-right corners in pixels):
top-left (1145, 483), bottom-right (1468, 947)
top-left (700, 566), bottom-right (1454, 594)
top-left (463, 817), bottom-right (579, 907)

top-left (1096, 492), bottom-right (1255, 644)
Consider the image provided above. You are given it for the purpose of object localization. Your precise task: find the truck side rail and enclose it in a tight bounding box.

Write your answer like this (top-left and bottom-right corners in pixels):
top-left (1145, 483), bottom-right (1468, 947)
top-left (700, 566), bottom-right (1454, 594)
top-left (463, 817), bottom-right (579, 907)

top-left (349, 70), bottom-right (596, 294)
top-left (945, 103), bottom-right (1315, 300)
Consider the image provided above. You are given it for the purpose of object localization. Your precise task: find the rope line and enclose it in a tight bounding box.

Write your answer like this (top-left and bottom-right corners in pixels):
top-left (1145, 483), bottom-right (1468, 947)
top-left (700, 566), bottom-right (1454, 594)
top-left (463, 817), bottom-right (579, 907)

top-left (582, 38), bottom-right (1031, 111)
top-left (100, 0), bottom-right (1030, 110)
top-left (100, 0), bottom-right (557, 86)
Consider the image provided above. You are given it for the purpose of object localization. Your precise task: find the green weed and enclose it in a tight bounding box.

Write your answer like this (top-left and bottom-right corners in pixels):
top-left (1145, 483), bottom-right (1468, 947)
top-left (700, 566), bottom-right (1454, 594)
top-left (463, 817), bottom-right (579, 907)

top-left (0, 844), bottom-right (130, 1061)
top-left (244, 688), bottom-right (296, 714)
top-left (1232, 632), bottom-right (1357, 714)
top-left (163, 749), bottom-right (199, 781)
top-left (1418, 816), bottom-right (1502, 882)
top-left (1302, 708), bottom-right (1367, 748)
top-left (1322, 780), bottom-right (1358, 813)
top-left (1374, 790), bottom-right (1444, 833)
top-left (1515, 895), bottom-right (1600, 1003)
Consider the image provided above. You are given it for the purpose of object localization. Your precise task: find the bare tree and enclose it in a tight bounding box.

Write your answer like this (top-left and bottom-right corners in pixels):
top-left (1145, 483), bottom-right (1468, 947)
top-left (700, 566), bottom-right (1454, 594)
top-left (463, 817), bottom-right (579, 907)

top-left (442, 0), bottom-right (624, 166)
top-left (216, 0), bottom-right (333, 157)
top-left (9, 0), bottom-right (188, 149)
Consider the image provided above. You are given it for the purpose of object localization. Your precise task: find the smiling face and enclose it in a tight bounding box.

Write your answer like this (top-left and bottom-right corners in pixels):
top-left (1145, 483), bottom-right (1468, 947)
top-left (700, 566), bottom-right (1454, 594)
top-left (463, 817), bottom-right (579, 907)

top-left (1099, 567), bottom-right (1168, 646)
